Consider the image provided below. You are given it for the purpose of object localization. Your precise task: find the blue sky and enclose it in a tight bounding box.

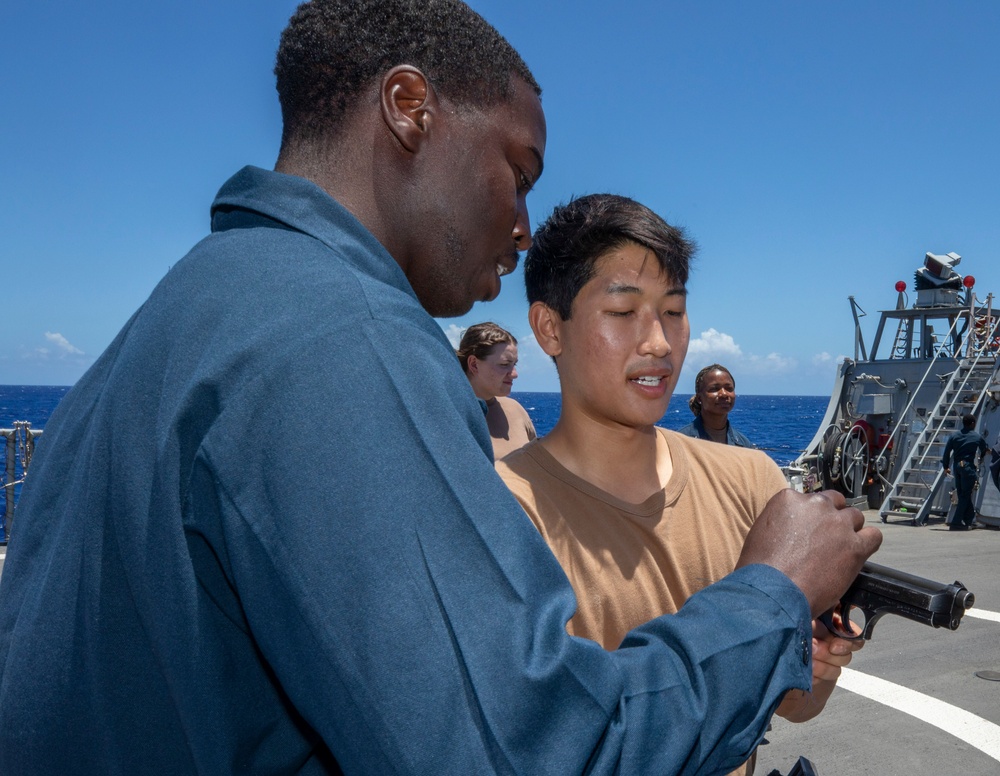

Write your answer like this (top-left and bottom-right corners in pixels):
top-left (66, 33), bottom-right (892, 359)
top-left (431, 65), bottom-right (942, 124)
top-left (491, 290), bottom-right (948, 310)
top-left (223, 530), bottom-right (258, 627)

top-left (4, 1), bottom-right (998, 394)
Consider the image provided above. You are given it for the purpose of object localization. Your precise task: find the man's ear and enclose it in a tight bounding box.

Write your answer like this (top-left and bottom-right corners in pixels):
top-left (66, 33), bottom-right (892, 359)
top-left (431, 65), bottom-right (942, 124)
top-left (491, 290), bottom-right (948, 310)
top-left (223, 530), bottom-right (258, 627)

top-left (380, 65), bottom-right (435, 153)
top-left (529, 301), bottom-right (563, 357)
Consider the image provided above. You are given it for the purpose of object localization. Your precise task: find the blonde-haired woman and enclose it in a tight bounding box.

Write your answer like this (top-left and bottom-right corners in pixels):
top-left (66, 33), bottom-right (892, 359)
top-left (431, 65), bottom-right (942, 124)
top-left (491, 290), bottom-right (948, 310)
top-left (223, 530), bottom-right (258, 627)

top-left (457, 323), bottom-right (537, 460)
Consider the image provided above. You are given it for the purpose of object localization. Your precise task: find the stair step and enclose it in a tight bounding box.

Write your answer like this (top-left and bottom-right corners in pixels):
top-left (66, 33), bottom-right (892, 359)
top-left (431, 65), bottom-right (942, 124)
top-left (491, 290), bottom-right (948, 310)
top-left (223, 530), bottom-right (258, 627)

top-left (884, 355), bottom-right (997, 513)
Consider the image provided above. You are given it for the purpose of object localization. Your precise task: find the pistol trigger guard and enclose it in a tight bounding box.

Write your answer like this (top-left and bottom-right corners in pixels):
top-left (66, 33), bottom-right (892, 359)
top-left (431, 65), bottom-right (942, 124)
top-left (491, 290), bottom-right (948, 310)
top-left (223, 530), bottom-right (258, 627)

top-left (820, 603), bottom-right (863, 641)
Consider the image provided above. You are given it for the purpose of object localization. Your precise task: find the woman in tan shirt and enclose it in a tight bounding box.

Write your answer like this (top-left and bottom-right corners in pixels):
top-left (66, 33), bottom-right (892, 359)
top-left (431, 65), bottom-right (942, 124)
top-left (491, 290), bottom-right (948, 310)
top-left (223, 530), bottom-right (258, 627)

top-left (457, 322), bottom-right (537, 460)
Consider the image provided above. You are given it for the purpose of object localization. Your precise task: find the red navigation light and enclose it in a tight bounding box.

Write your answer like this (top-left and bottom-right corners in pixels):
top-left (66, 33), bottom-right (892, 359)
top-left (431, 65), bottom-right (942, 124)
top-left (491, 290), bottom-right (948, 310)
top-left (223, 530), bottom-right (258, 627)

top-left (963, 275), bottom-right (975, 288)
top-left (894, 280), bottom-right (907, 292)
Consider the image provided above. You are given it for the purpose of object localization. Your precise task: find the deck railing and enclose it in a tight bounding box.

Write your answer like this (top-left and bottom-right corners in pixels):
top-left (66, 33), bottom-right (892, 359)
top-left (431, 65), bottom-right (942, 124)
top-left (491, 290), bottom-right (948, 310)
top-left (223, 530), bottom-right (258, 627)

top-left (1, 423), bottom-right (42, 543)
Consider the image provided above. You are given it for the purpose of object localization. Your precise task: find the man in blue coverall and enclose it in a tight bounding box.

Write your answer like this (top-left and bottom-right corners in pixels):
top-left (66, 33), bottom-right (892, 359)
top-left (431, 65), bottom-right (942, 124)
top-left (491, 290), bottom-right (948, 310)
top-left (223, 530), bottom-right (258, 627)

top-left (942, 413), bottom-right (989, 530)
top-left (0, 1), bottom-right (881, 773)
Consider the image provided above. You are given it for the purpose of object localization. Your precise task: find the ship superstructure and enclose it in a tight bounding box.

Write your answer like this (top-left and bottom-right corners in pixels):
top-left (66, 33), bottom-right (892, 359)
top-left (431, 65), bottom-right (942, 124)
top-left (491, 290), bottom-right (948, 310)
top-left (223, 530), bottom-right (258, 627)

top-left (790, 252), bottom-right (1000, 526)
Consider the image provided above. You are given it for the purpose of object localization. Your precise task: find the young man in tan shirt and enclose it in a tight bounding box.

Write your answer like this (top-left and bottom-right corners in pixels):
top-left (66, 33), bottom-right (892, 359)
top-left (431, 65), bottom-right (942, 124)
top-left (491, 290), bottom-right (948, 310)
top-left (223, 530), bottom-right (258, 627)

top-left (497, 193), bottom-right (862, 775)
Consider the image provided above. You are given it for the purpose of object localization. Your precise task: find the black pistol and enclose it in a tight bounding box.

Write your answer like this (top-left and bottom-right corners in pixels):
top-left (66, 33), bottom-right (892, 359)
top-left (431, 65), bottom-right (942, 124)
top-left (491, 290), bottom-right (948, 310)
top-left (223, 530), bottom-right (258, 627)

top-left (820, 561), bottom-right (975, 640)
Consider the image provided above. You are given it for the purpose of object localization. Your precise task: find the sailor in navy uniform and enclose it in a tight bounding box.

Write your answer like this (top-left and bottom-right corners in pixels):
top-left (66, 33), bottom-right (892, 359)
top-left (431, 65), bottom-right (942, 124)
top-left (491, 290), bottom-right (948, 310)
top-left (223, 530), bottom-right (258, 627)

top-left (942, 413), bottom-right (989, 530)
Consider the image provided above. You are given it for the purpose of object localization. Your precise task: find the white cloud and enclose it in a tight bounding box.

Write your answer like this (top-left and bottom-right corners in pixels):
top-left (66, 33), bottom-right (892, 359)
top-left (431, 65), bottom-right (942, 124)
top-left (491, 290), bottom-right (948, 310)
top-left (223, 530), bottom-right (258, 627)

top-left (761, 352), bottom-right (797, 372)
top-left (442, 324), bottom-right (465, 349)
top-left (725, 351), bottom-right (798, 377)
top-left (671, 328), bottom-right (853, 395)
top-left (687, 327), bottom-right (742, 358)
top-left (44, 331), bottom-right (84, 356)
top-left (811, 351), bottom-right (850, 367)
top-left (685, 329), bottom-right (800, 374)
top-left (511, 331), bottom-right (559, 392)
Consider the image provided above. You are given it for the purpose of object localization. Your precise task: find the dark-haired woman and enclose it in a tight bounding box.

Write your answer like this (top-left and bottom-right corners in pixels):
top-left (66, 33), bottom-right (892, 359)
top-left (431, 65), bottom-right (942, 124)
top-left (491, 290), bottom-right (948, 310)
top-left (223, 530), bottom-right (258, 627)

top-left (678, 364), bottom-right (755, 448)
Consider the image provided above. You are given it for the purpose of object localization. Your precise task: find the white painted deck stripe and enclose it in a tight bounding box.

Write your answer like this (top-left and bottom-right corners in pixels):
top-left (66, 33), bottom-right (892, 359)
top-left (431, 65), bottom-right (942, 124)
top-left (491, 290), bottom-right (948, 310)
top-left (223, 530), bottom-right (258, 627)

top-left (837, 667), bottom-right (1000, 762)
top-left (965, 608), bottom-right (1000, 623)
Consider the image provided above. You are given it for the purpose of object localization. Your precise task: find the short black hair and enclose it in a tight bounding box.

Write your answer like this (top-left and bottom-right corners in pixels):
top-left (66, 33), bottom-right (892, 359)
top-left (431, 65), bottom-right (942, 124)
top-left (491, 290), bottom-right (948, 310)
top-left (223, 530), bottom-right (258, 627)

top-left (962, 413), bottom-right (977, 429)
top-left (524, 194), bottom-right (695, 320)
top-left (275, 0), bottom-right (540, 146)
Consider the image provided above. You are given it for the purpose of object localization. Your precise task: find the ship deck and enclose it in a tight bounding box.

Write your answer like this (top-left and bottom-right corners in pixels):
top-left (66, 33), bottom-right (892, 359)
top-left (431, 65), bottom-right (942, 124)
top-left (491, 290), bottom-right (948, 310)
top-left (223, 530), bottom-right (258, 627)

top-left (758, 510), bottom-right (1000, 775)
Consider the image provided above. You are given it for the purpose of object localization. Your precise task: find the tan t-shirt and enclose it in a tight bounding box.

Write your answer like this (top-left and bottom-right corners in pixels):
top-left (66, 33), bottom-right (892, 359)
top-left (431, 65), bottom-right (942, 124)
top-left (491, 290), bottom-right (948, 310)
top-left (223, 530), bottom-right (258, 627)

top-left (487, 396), bottom-right (537, 461)
top-left (497, 429), bottom-right (788, 776)
top-left (498, 428), bottom-right (787, 646)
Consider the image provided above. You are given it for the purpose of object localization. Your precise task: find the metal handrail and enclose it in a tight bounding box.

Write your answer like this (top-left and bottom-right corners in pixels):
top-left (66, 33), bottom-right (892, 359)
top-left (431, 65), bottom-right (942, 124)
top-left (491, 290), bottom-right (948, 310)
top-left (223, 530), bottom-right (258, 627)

top-left (872, 294), bottom-right (1000, 475)
top-left (1, 423), bottom-right (42, 542)
top-left (877, 295), bottom-right (1000, 516)
top-left (871, 313), bottom-right (965, 477)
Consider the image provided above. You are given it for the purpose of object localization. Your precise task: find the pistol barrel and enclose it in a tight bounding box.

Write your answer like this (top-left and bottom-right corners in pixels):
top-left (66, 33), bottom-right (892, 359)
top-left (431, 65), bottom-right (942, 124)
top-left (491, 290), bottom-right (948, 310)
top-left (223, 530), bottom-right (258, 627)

top-left (841, 561), bottom-right (974, 638)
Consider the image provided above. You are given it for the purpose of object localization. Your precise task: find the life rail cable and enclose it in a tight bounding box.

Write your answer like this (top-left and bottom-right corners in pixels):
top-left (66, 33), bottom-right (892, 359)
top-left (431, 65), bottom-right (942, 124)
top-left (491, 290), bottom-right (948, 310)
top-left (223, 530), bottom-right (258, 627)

top-left (1, 421), bottom-right (42, 542)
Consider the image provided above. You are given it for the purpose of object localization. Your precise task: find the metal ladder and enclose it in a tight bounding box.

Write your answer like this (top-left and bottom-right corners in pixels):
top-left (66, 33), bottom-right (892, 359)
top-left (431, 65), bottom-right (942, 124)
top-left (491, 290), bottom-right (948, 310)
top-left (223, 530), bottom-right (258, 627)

top-left (879, 358), bottom-right (996, 524)
top-left (889, 316), bottom-right (911, 359)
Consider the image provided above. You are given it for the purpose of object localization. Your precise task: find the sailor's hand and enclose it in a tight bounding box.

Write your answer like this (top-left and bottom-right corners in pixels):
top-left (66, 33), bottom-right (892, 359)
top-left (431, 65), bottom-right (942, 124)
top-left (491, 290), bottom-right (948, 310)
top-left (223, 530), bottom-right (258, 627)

top-left (812, 614), bottom-right (863, 680)
top-left (737, 489), bottom-right (882, 619)
top-left (776, 616), bottom-right (862, 723)
top-left (944, 467), bottom-right (951, 476)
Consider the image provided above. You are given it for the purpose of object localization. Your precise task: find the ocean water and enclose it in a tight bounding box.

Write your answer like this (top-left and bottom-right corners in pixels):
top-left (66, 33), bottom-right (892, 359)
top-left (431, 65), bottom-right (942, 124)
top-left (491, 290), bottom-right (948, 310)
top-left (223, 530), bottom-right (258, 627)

top-left (513, 391), bottom-right (829, 467)
top-left (0, 385), bottom-right (71, 430)
top-left (1, 385), bottom-right (72, 540)
top-left (0, 385), bottom-right (828, 539)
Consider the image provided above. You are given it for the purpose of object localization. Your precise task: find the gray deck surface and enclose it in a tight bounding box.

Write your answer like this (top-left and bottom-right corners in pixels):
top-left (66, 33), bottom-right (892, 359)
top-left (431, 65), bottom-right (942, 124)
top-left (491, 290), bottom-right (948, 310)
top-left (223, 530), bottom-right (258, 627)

top-left (758, 511), bottom-right (1000, 776)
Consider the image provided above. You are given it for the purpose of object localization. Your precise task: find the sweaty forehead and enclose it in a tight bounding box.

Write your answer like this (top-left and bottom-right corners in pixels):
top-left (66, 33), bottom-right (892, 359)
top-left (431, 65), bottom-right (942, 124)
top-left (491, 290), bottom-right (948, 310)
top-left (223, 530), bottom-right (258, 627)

top-left (592, 246), bottom-right (684, 294)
